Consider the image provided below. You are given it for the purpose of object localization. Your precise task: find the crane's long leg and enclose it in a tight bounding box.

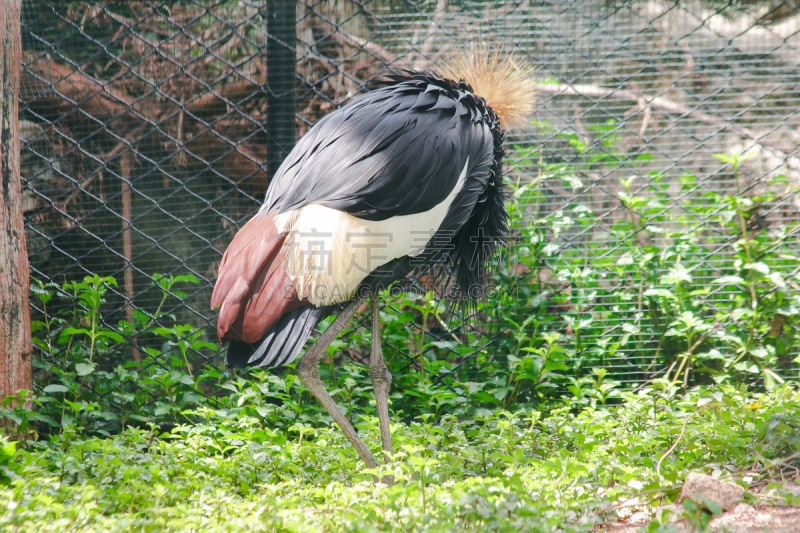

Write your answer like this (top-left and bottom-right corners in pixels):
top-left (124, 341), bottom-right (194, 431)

top-left (369, 294), bottom-right (393, 485)
top-left (296, 292), bottom-right (379, 469)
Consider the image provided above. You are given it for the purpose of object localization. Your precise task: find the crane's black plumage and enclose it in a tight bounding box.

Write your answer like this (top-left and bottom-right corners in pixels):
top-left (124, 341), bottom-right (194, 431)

top-left (213, 51), bottom-right (534, 474)
top-left (225, 305), bottom-right (335, 368)
top-left (229, 76), bottom-right (501, 363)
top-left (262, 74), bottom-right (494, 221)
top-left (216, 71), bottom-right (512, 369)
top-left (262, 72), bottom-right (506, 295)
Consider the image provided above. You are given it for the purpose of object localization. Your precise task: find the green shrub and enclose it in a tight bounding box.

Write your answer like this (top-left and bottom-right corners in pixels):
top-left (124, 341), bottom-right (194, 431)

top-left (1, 383), bottom-right (799, 532)
top-left (4, 129), bottom-right (798, 438)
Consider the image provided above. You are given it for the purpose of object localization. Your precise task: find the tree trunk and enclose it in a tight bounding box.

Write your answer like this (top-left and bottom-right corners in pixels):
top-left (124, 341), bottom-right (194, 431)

top-left (0, 0), bottom-right (31, 403)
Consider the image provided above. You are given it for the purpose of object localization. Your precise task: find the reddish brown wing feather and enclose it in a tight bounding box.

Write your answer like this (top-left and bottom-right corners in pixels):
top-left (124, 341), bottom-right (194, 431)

top-left (211, 212), bottom-right (306, 343)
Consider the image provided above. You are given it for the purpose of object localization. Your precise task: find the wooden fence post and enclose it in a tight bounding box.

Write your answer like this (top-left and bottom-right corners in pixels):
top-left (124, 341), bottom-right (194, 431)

top-left (0, 0), bottom-right (32, 405)
top-left (265, 0), bottom-right (297, 180)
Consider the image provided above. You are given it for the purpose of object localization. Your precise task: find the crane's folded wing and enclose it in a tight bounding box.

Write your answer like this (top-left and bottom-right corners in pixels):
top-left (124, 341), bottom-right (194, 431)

top-left (262, 78), bottom-right (493, 221)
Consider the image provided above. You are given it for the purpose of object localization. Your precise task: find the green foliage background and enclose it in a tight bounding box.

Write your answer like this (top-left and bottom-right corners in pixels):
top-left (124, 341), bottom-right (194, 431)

top-left (7, 132), bottom-right (799, 438)
top-left (2, 134), bottom-right (799, 532)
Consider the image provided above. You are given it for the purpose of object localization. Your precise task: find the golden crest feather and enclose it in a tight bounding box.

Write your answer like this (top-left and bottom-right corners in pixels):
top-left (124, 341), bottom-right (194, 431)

top-left (436, 46), bottom-right (536, 130)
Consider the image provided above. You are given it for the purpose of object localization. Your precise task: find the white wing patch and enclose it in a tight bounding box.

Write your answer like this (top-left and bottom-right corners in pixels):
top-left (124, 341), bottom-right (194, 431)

top-left (274, 159), bottom-right (469, 306)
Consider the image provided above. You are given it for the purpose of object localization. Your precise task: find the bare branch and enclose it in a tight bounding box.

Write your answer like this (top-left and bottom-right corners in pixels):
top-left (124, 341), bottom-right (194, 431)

top-left (21, 54), bottom-right (269, 191)
top-left (635, 0), bottom-right (800, 67)
top-left (414, 0), bottom-right (447, 69)
top-left (537, 83), bottom-right (797, 154)
top-left (183, 76), bottom-right (265, 118)
top-left (330, 31), bottom-right (394, 64)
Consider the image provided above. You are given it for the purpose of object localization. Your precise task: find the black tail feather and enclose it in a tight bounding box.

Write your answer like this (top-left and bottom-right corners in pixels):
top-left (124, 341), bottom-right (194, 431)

top-left (225, 305), bottom-right (333, 368)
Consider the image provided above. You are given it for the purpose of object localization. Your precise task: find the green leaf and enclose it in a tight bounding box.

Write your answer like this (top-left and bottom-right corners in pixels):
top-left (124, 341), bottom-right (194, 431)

top-left (42, 385), bottom-right (69, 394)
top-left (705, 499), bottom-right (724, 516)
top-left (734, 362), bottom-right (759, 373)
top-left (644, 288), bottom-right (677, 300)
top-left (661, 263), bottom-right (692, 285)
top-left (543, 360), bottom-right (568, 373)
top-left (743, 262), bottom-right (769, 275)
top-left (713, 276), bottom-right (745, 285)
top-left (513, 182), bottom-right (534, 198)
top-left (154, 405), bottom-right (173, 416)
top-left (97, 331), bottom-right (125, 343)
top-left (75, 363), bottom-right (95, 376)
top-left (616, 253), bottom-right (634, 266)
top-left (530, 291), bottom-right (549, 308)
top-left (255, 406), bottom-right (273, 418)
top-left (562, 174), bottom-right (583, 191)
top-left (62, 327), bottom-right (91, 337)
top-left (492, 387), bottom-right (514, 401)
top-left (731, 308), bottom-right (752, 321)
top-left (768, 272), bottom-right (787, 288)
top-left (699, 349), bottom-right (726, 361)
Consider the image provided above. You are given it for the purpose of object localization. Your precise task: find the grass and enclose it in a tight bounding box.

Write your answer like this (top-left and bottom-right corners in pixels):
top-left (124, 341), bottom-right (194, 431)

top-left (2, 383), bottom-right (800, 532)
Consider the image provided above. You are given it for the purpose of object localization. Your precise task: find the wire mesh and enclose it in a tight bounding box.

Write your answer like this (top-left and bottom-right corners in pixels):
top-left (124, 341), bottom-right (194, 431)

top-left (19, 0), bottom-right (800, 396)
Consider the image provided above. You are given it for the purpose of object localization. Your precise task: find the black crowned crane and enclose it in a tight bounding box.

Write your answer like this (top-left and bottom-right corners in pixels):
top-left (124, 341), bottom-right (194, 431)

top-left (212, 49), bottom-right (535, 480)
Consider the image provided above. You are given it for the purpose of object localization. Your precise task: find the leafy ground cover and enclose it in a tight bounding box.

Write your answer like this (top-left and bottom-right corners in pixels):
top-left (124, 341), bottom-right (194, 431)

top-left (2, 382), bottom-right (799, 532)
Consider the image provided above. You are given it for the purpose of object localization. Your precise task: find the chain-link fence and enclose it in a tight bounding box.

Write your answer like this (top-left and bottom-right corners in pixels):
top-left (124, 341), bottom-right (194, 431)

top-left (20, 0), bottom-right (800, 394)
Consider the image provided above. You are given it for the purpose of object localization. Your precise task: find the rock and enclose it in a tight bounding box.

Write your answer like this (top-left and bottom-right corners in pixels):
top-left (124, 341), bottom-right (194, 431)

top-left (781, 480), bottom-right (800, 496)
top-left (709, 503), bottom-right (800, 533)
top-left (602, 501), bottom-right (800, 533)
top-left (625, 510), bottom-right (650, 524)
top-left (677, 472), bottom-right (744, 512)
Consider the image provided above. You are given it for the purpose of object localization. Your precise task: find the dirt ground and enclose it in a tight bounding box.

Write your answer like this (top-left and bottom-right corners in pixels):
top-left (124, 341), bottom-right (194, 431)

top-left (603, 473), bottom-right (800, 532)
